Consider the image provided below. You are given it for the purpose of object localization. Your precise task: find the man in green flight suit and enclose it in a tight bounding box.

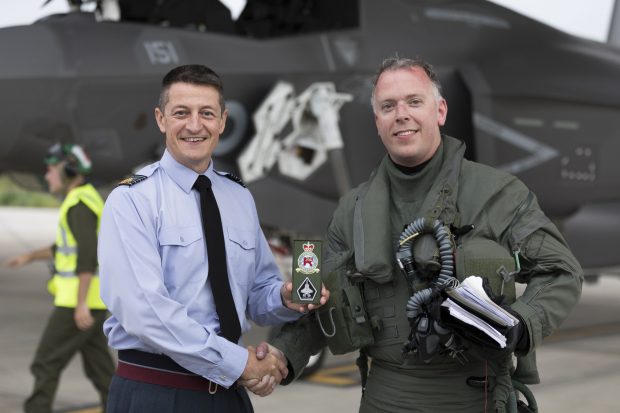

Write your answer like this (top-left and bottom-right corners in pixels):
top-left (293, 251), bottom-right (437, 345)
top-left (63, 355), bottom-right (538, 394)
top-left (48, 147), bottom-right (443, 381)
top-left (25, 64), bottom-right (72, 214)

top-left (4, 143), bottom-right (114, 413)
top-left (248, 57), bottom-right (583, 412)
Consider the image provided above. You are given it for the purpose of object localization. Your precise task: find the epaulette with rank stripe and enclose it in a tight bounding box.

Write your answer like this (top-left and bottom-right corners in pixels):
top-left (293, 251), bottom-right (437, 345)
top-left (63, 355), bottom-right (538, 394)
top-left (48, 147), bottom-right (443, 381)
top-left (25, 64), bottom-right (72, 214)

top-left (117, 174), bottom-right (148, 187)
top-left (223, 172), bottom-right (246, 187)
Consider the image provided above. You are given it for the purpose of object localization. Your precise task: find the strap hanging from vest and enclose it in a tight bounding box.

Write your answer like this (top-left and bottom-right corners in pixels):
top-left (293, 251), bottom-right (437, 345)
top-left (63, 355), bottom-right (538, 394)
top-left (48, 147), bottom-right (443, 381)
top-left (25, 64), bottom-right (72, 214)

top-left (355, 349), bottom-right (369, 395)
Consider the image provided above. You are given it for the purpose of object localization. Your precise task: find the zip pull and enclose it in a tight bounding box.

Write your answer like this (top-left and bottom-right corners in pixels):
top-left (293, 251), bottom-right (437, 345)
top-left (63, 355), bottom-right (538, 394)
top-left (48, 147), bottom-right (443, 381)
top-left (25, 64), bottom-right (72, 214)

top-left (497, 266), bottom-right (509, 296)
top-left (512, 246), bottom-right (522, 273)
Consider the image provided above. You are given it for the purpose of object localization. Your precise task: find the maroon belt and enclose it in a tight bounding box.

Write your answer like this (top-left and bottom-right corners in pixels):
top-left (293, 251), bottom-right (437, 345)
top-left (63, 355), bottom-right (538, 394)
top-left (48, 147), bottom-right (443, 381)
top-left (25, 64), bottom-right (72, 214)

top-left (116, 350), bottom-right (230, 394)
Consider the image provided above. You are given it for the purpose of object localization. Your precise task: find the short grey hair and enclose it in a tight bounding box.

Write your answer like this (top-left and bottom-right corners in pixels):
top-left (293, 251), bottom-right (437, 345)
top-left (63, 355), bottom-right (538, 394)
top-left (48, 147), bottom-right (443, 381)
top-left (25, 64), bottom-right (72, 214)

top-left (370, 56), bottom-right (443, 107)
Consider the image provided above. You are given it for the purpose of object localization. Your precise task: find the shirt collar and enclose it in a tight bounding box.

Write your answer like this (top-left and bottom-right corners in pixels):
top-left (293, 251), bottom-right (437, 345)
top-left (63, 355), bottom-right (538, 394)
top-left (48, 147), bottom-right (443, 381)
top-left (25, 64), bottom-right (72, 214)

top-left (160, 150), bottom-right (217, 194)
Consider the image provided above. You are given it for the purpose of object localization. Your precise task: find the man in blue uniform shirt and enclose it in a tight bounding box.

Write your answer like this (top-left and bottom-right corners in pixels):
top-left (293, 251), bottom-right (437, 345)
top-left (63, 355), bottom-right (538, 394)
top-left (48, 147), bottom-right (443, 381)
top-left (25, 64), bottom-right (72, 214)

top-left (98, 64), bottom-right (328, 412)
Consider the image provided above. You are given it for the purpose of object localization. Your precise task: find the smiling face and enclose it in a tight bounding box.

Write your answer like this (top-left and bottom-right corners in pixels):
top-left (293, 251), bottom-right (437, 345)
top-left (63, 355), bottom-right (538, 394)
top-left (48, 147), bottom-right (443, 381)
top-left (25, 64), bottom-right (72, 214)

top-left (372, 66), bottom-right (447, 167)
top-left (155, 82), bottom-right (227, 173)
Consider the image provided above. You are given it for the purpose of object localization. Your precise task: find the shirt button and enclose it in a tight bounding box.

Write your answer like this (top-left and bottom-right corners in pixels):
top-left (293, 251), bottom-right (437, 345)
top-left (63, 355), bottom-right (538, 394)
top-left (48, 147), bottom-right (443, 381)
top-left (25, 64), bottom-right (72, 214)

top-left (180, 236), bottom-right (185, 242)
top-left (242, 241), bottom-right (247, 246)
top-left (219, 375), bottom-right (227, 381)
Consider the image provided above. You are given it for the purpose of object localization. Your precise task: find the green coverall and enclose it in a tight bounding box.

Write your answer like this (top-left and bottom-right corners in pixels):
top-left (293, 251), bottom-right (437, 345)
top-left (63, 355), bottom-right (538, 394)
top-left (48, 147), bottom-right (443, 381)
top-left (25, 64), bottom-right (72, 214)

top-left (273, 136), bottom-right (583, 413)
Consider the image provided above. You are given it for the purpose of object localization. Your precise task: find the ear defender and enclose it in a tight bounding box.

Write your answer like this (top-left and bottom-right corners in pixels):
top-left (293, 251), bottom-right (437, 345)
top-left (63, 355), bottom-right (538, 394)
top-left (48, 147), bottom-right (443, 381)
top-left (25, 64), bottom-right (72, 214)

top-left (64, 144), bottom-right (92, 176)
top-left (44, 143), bottom-right (92, 178)
top-left (63, 162), bottom-right (77, 178)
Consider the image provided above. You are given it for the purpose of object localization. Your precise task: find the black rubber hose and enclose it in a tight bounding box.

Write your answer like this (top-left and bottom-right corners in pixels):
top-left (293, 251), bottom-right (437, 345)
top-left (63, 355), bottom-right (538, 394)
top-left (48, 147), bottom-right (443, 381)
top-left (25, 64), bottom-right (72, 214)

top-left (397, 217), bottom-right (457, 319)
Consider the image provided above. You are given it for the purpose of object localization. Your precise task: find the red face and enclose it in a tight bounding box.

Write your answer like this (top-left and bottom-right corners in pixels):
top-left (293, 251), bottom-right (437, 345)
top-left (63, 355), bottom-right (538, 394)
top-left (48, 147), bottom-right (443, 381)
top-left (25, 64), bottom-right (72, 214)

top-left (372, 67), bottom-right (447, 167)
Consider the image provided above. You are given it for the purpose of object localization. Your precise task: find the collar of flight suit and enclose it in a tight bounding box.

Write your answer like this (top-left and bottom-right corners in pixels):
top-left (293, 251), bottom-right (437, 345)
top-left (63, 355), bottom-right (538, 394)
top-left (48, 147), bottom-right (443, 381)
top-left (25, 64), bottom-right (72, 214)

top-left (352, 135), bottom-right (466, 283)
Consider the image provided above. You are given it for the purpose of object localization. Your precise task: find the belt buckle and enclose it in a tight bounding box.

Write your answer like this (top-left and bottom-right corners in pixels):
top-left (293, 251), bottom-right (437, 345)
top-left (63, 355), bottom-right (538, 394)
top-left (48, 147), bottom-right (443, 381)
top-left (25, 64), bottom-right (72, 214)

top-left (208, 381), bottom-right (218, 394)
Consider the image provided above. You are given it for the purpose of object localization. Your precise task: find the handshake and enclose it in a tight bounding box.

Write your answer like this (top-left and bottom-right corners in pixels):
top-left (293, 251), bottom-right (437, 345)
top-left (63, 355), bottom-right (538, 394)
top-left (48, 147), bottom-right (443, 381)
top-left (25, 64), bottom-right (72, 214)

top-left (238, 280), bottom-right (329, 397)
top-left (240, 342), bottom-right (288, 397)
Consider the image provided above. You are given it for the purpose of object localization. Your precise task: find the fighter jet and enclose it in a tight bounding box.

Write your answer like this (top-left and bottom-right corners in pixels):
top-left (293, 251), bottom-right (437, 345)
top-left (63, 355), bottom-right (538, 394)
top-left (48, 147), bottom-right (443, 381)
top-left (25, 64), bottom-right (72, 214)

top-left (299, 279), bottom-right (316, 301)
top-left (0, 0), bottom-right (619, 279)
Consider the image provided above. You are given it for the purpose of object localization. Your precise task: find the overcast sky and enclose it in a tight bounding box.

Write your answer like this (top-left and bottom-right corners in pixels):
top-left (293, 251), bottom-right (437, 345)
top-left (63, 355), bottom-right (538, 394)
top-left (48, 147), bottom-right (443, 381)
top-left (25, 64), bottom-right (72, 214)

top-left (0, 0), bottom-right (615, 42)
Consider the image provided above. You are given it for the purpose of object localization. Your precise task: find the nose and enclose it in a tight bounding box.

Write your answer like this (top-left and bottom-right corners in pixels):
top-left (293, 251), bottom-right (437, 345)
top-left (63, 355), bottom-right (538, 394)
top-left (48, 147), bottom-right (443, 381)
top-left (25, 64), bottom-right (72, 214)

top-left (395, 101), bottom-right (410, 121)
top-left (185, 113), bottom-right (202, 133)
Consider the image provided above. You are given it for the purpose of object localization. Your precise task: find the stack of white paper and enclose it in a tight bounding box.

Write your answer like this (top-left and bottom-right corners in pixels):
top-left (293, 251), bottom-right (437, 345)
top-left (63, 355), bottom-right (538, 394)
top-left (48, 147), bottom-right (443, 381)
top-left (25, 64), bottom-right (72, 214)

top-left (441, 276), bottom-right (520, 348)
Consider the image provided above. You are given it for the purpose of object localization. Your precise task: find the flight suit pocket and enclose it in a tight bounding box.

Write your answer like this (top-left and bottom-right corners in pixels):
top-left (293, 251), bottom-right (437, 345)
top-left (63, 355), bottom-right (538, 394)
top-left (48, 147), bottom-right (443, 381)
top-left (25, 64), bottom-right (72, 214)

top-left (318, 278), bottom-right (375, 355)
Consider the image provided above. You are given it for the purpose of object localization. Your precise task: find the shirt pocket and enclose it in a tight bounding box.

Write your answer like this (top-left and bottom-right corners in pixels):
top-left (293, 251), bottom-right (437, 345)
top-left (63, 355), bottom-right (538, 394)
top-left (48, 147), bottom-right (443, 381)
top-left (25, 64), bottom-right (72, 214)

top-left (159, 225), bottom-right (203, 247)
top-left (226, 226), bottom-right (256, 287)
top-left (158, 225), bottom-right (203, 269)
top-left (158, 225), bottom-right (205, 295)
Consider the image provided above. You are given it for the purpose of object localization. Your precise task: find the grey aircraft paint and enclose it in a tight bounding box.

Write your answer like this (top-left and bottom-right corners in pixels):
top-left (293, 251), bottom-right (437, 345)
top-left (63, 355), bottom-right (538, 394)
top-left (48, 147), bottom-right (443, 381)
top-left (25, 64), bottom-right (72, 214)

top-left (0, 0), bottom-right (619, 274)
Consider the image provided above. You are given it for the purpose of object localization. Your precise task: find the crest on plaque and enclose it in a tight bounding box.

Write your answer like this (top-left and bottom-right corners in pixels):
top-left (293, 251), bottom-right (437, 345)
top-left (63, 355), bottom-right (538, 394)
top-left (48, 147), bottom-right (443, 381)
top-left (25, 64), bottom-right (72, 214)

top-left (292, 240), bottom-right (322, 304)
top-left (296, 242), bottom-right (320, 274)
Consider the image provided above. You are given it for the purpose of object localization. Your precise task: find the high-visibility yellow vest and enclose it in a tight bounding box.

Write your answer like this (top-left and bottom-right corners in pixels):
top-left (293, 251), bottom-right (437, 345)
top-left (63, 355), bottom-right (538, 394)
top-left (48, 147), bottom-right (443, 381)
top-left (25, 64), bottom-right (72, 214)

top-left (47, 183), bottom-right (106, 309)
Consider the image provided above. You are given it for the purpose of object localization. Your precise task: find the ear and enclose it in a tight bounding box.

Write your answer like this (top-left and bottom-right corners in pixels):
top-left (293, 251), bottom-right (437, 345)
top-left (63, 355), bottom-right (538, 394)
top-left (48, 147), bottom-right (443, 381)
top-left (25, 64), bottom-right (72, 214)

top-left (155, 107), bottom-right (166, 133)
top-left (219, 109), bottom-right (228, 135)
top-left (437, 98), bottom-right (448, 126)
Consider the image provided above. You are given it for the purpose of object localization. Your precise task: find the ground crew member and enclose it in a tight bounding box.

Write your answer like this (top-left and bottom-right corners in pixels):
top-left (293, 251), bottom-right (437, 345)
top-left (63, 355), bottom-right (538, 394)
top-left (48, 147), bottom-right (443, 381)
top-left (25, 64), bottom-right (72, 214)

top-left (4, 143), bottom-right (114, 413)
top-left (253, 57), bottom-right (583, 412)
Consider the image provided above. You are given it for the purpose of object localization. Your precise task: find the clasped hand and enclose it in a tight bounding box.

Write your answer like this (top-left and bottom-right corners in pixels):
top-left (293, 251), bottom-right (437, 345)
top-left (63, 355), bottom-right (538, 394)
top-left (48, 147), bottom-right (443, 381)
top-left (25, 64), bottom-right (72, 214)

top-left (240, 281), bottom-right (329, 396)
top-left (240, 343), bottom-right (288, 397)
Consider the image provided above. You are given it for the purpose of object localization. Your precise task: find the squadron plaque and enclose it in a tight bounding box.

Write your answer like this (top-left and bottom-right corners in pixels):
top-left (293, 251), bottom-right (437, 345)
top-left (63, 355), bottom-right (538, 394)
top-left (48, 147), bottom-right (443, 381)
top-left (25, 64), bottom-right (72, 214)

top-left (292, 240), bottom-right (322, 304)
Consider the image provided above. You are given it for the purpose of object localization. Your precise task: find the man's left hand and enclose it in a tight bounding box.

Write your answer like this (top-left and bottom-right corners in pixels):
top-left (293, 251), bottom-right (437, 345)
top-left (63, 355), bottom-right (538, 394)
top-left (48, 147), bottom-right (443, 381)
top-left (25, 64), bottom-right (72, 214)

top-left (501, 305), bottom-right (529, 354)
top-left (280, 281), bottom-right (329, 313)
top-left (74, 304), bottom-right (94, 331)
top-left (242, 374), bottom-right (276, 397)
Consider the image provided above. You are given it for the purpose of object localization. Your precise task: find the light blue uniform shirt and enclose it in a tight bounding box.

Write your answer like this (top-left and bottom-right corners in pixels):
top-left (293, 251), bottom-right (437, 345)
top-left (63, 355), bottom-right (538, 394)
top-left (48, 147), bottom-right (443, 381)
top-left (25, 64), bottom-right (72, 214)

top-left (99, 150), bottom-right (300, 388)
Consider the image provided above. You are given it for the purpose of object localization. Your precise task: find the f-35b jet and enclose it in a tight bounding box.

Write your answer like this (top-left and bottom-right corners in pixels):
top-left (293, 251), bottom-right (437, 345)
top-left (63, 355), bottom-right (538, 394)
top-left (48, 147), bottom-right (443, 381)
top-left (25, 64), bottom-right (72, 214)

top-left (1, 0), bottom-right (619, 279)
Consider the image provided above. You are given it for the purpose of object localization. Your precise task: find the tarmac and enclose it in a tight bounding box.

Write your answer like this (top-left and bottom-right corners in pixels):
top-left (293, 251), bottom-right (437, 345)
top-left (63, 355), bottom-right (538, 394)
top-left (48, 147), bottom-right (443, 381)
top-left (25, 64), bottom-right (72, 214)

top-left (0, 206), bottom-right (619, 412)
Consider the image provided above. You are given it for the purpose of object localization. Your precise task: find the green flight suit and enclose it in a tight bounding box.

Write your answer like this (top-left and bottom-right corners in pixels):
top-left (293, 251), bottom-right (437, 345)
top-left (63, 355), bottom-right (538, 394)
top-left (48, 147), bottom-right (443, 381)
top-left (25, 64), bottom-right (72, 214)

top-left (273, 136), bottom-right (583, 413)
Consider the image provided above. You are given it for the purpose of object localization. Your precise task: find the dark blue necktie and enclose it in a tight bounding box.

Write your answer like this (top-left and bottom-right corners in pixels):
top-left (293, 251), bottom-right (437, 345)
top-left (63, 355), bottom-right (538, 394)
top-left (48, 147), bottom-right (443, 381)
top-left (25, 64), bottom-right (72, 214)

top-left (193, 175), bottom-right (241, 343)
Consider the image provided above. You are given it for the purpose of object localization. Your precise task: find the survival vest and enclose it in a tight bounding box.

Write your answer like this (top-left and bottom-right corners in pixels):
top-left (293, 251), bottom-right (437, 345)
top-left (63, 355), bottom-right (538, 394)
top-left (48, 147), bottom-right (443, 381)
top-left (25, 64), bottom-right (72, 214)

top-left (317, 136), bottom-right (549, 385)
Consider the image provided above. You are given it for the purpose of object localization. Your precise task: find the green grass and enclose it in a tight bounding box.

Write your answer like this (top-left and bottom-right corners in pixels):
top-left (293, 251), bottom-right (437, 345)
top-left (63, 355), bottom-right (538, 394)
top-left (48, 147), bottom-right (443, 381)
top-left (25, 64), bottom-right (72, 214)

top-left (0, 174), bottom-right (60, 207)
